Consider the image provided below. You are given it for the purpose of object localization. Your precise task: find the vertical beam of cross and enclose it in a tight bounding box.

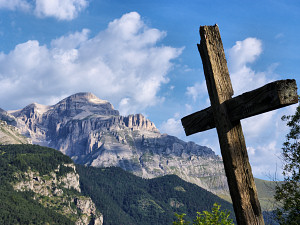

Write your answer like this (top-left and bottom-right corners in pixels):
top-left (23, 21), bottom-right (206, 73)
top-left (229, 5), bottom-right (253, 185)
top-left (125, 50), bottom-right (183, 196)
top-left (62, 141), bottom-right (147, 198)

top-left (198, 25), bottom-right (264, 225)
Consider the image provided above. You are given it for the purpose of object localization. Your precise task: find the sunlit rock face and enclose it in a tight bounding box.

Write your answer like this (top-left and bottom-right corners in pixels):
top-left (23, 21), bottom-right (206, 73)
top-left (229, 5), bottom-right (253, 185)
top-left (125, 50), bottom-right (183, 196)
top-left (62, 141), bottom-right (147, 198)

top-left (13, 163), bottom-right (103, 225)
top-left (9, 92), bottom-right (228, 194)
top-left (0, 120), bottom-right (30, 145)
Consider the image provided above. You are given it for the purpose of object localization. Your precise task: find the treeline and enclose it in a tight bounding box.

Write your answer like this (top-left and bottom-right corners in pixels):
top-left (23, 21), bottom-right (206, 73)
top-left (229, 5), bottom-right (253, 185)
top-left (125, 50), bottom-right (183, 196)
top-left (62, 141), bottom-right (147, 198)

top-left (77, 165), bottom-right (236, 225)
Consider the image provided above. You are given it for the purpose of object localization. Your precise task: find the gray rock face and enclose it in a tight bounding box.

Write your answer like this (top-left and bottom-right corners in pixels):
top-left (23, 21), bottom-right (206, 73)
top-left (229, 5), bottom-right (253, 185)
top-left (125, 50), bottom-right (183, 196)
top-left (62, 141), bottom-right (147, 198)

top-left (0, 108), bottom-right (17, 126)
top-left (13, 163), bottom-right (103, 225)
top-left (0, 120), bottom-right (31, 144)
top-left (10, 92), bottom-right (228, 194)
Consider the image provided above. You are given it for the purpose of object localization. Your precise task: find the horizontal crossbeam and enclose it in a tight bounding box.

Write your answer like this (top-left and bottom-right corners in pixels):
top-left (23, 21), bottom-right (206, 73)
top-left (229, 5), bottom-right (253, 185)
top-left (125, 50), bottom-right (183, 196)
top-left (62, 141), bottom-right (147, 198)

top-left (181, 79), bottom-right (298, 136)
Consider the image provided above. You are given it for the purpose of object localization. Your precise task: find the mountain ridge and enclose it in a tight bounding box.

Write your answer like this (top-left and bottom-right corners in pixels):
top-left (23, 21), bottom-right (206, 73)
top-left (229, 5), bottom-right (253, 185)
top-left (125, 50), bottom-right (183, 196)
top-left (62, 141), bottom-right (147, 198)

top-left (4, 92), bottom-right (228, 194)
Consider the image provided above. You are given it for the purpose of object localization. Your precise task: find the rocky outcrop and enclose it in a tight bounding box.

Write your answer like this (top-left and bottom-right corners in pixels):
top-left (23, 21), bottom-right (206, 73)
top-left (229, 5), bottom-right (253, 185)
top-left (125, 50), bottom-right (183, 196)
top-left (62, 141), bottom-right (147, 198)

top-left (13, 163), bottom-right (103, 225)
top-left (121, 114), bottom-right (158, 131)
top-left (75, 197), bottom-right (103, 225)
top-left (0, 120), bottom-right (30, 144)
top-left (0, 108), bottom-right (17, 126)
top-left (9, 92), bottom-right (228, 194)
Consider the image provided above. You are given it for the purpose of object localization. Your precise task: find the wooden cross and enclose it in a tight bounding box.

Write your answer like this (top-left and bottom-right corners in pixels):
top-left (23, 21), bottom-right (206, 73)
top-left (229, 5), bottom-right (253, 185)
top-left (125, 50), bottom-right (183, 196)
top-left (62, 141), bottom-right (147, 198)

top-left (181, 25), bottom-right (298, 225)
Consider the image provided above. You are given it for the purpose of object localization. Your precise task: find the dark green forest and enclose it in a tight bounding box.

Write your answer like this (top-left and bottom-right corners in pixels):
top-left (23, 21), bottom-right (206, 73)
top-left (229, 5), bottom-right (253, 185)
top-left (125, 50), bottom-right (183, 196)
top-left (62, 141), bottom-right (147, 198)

top-left (77, 165), bottom-right (236, 225)
top-left (0, 144), bottom-right (74, 224)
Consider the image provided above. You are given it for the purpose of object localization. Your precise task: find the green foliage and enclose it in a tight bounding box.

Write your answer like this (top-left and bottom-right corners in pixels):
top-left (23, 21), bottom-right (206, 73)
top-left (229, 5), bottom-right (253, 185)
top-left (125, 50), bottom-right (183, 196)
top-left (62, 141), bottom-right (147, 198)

top-left (0, 144), bottom-right (75, 224)
top-left (173, 203), bottom-right (234, 225)
top-left (0, 187), bottom-right (74, 224)
top-left (56, 164), bottom-right (75, 177)
top-left (76, 165), bottom-right (236, 225)
top-left (0, 144), bottom-right (73, 179)
top-left (274, 100), bottom-right (300, 225)
top-left (173, 213), bottom-right (190, 225)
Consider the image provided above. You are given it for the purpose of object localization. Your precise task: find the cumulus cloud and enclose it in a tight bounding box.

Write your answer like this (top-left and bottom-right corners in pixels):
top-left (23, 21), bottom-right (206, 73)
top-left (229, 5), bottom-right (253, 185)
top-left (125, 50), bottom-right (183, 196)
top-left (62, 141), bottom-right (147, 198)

top-left (34, 0), bottom-right (88, 20)
top-left (160, 116), bottom-right (185, 137)
top-left (227, 37), bottom-right (271, 95)
top-left (0, 0), bottom-right (88, 20)
top-left (0, 0), bottom-right (31, 11)
top-left (0, 12), bottom-right (182, 114)
top-left (51, 29), bottom-right (90, 49)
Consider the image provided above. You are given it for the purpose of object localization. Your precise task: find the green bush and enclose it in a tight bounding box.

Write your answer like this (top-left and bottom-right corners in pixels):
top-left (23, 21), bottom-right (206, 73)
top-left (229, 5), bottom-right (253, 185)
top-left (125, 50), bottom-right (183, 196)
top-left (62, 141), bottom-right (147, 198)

top-left (274, 100), bottom-right (300, 224)
top-left (173, 203), bottom-right (234, 225)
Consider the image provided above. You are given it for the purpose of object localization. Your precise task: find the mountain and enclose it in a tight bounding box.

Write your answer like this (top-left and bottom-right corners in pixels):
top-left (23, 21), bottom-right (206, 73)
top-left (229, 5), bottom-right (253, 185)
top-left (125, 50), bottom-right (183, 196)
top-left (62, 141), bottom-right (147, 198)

top-left (0, 121), bottom-right (30, 145)
top-left (0, 108), bottom-right (29, 144)
top-left (0, 107), bottom-right (17, 126)
top-left (8, 92), bottom-right (228, 194)
top-left (76, 165), bottom-right (236, 225)
top-left (0, 144), bottom-right (103, 225)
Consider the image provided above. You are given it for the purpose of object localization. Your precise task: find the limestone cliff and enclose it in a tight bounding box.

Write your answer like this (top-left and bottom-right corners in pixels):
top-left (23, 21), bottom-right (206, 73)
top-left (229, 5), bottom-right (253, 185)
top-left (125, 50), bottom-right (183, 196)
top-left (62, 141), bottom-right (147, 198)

top-left (0, 120), bottom-right (30, 144)
top-left (0, 108), bottom-right (17, 126)
top-left (9, 92), bottom-right (228, 194)
top-left (13, 163), bottom-right (103, 225)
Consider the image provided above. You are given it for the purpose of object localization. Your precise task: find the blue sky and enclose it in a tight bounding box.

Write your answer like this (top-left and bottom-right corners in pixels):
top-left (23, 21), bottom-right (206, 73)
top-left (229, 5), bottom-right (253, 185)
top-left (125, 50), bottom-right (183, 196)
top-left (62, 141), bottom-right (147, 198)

top-left (0, 0), bottom-right (299, 180)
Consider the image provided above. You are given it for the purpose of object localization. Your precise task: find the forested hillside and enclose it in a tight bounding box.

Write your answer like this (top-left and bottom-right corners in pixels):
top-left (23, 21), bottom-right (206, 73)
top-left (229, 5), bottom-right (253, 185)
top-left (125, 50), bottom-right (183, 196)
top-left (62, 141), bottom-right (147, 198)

top-left (77, 165), bottom-right (236, 225)
top-left (1, 144), bottom-right (280, 225)
top-left (0, 144), bottom-right (102, 225)
top-left (0, 145), bottom-right (75, 224)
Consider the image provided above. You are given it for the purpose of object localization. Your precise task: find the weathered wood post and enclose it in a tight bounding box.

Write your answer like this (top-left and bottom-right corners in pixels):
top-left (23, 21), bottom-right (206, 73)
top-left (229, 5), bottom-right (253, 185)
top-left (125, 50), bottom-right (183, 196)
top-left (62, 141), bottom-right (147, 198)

top-left (181, 25), bottom-right (298, 225)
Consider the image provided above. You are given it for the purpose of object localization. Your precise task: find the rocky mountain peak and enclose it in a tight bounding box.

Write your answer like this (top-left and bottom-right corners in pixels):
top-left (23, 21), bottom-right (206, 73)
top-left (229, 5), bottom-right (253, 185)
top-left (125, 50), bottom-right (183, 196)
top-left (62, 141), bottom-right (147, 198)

top-left (54, 92), bottom-right (119, 118)
top-left (122, 113), bottom-right (158, 132)
top-left (61, 92), bottom-right (109, 105)
top-left (9, 103), bottom-right (51, 119)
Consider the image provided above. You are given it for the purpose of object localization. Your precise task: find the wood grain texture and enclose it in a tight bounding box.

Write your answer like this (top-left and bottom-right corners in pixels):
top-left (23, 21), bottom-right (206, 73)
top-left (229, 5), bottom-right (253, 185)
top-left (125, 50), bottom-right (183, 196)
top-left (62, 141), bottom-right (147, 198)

top-left (198, 25), bottom-right (265, 225)
top-left (181, 79), bottom-right (298, 136)
top-left (181, 106), bottom-right (214, 135)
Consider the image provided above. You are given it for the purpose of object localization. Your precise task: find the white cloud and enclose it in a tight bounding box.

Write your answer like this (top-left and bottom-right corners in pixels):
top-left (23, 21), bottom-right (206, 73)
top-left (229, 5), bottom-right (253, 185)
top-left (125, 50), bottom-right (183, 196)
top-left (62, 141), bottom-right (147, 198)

top-left (227, 38), bottom-right (271, 95)
top-left (0, 0), bottom-right (31, 11)
top-left (0, 12), bottom-right (182, 114)
top-left (241, 111), bottom-right (276, 139)
top-left (160, 117), bottom-right (184, 137)
top-left (186, 82), bottom-right (207, 102)
top-left (118, 98), bottom-right (131, 116)
top-left (247, 141), bottom-right (283, 180)
top-left (228, 38), bottom-right (262, 71)
top-left (34, 0), bottom-right (88, 20)
top-left (51, 29), bottom-right (90, 49)
top-left (0, 0), bottom-right (88, 20)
